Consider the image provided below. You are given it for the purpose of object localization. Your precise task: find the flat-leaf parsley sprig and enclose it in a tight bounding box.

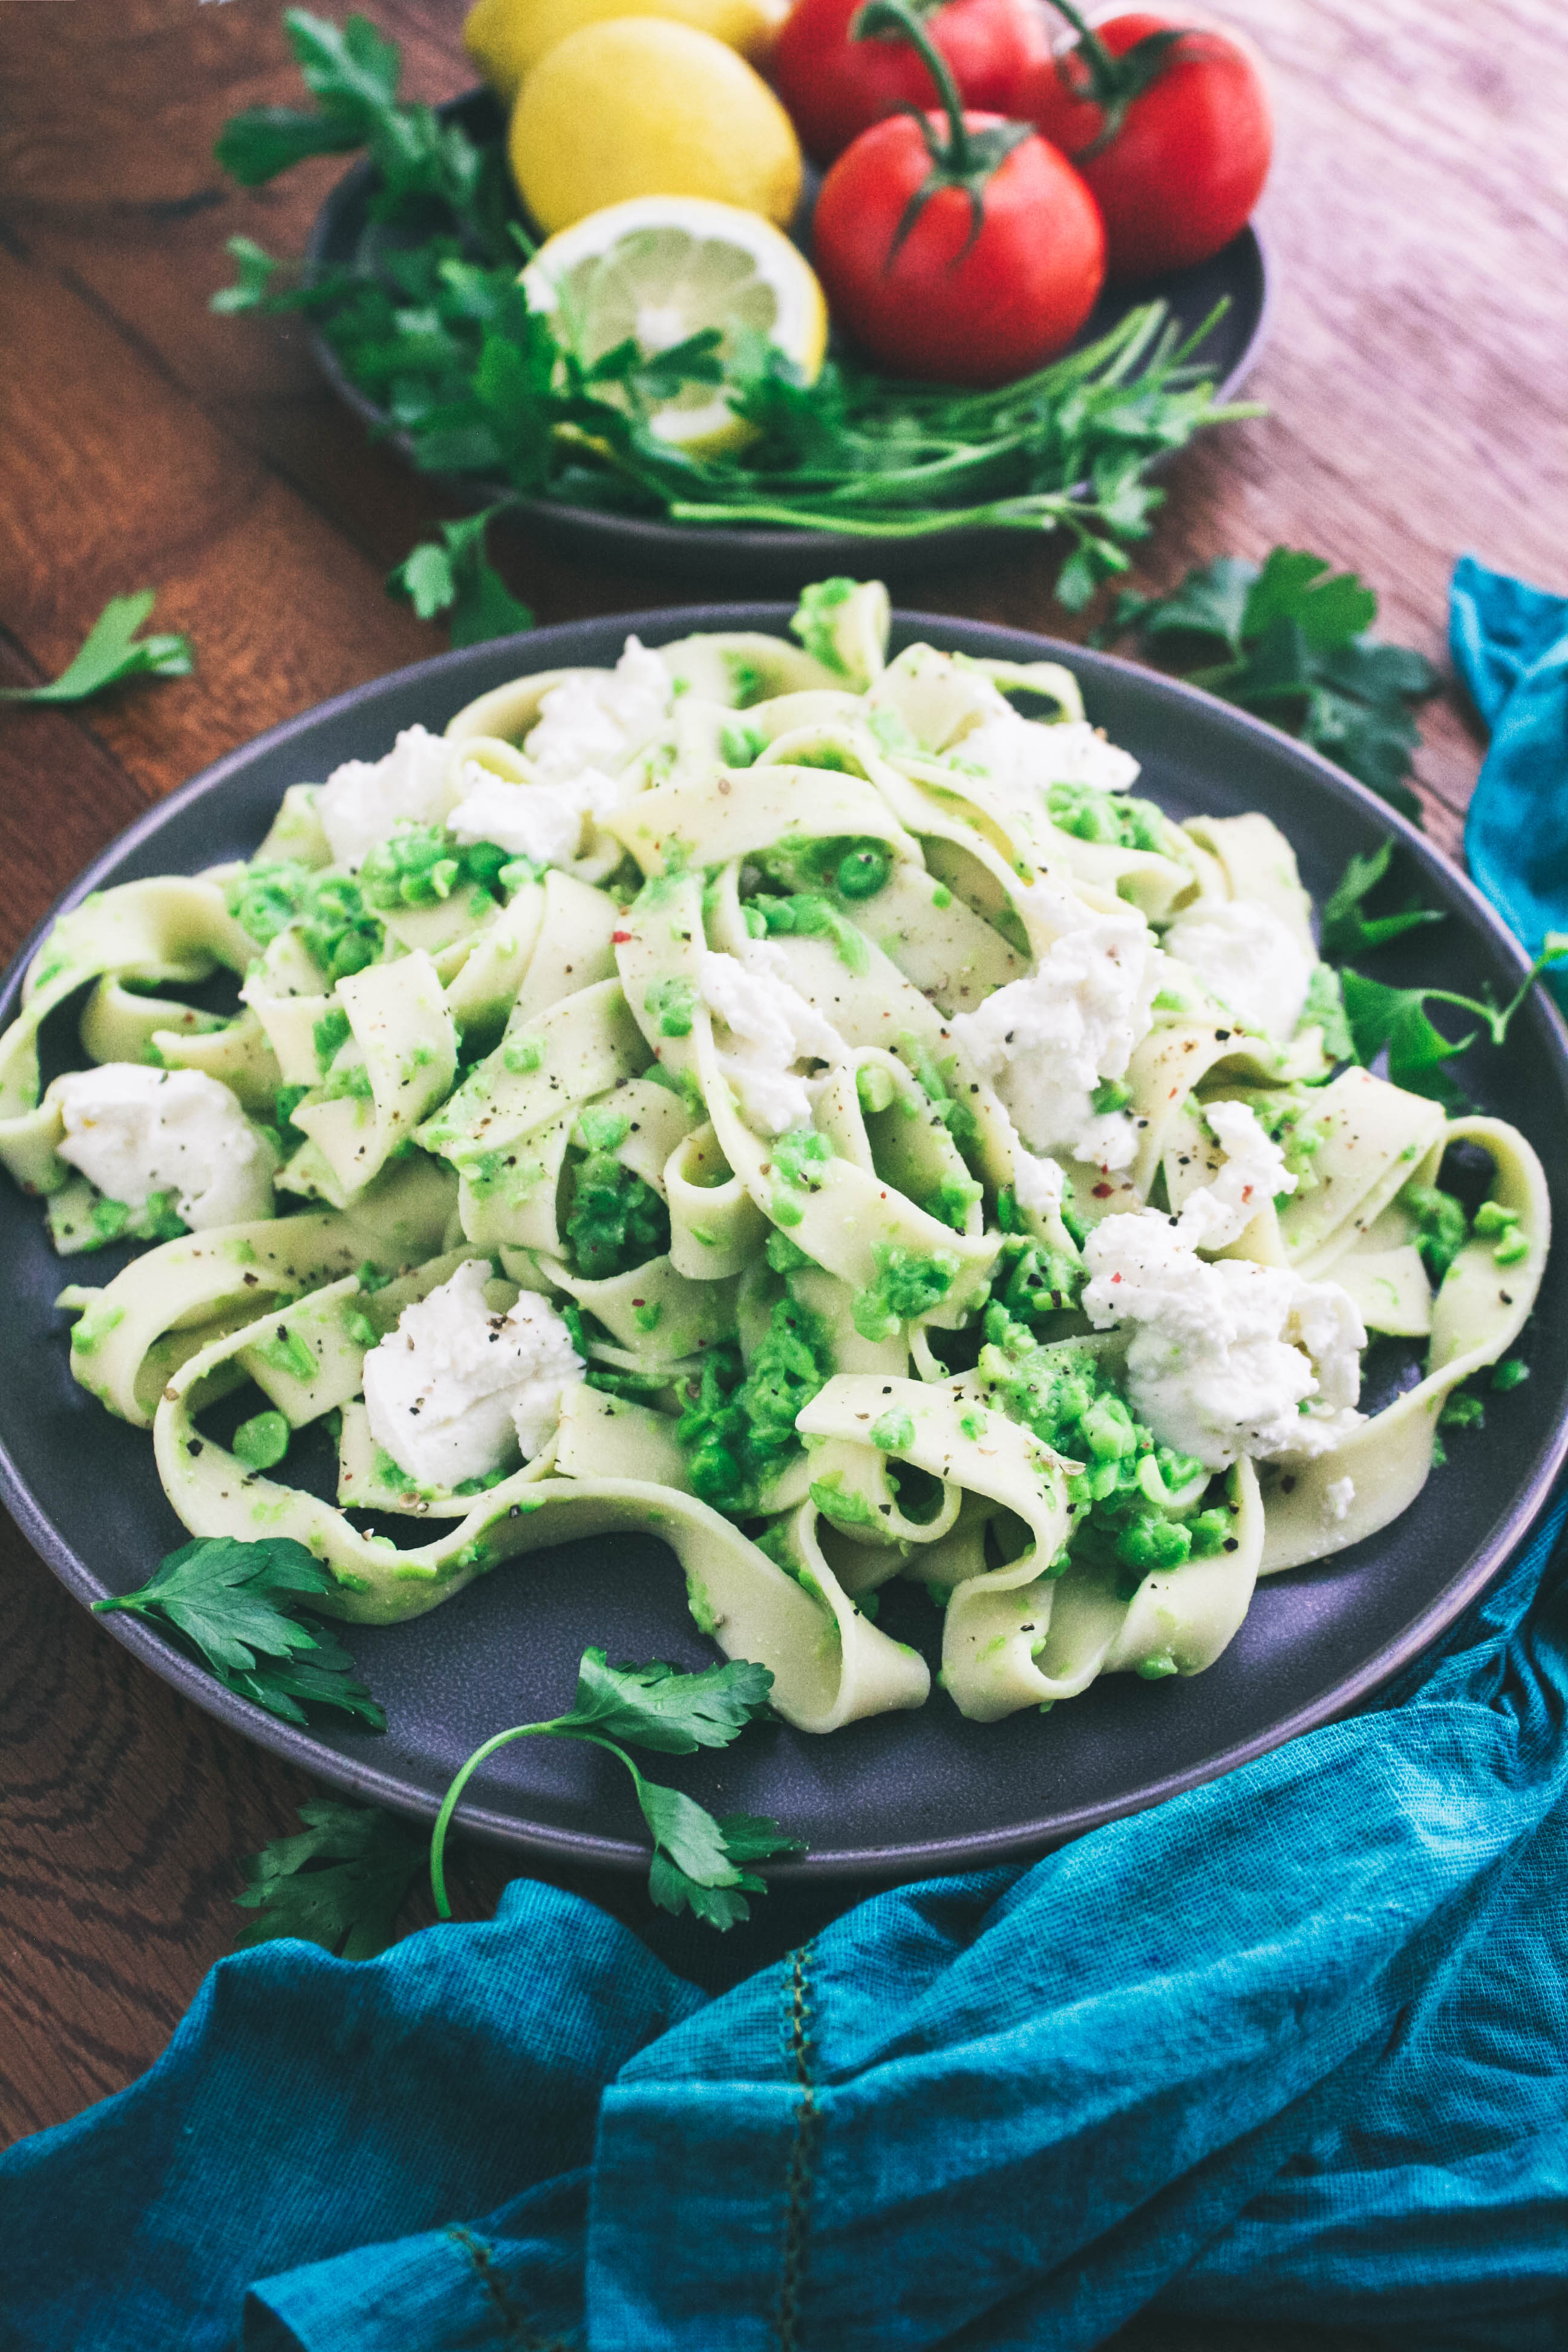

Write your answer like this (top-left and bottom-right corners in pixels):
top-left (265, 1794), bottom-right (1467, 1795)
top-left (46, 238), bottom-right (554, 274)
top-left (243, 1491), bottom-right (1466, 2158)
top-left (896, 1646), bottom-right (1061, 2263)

top-left (233, 1798), bottom-right (425, 1958)
top-left (1100, 547), bottom-right (1439, 817)
top-left (94, 1536), bottom-right (385, 1730)
top-left (1, 592), bottom-right (194, 709)
top-left (386, 505), bottom-right (533, 648)
top-left (431, 1648), bottom-right (805, 1930)
top-left (1316, 841), bottom-right (1567, 1106)
top-left (212, 12), bottom-right (1257, 603)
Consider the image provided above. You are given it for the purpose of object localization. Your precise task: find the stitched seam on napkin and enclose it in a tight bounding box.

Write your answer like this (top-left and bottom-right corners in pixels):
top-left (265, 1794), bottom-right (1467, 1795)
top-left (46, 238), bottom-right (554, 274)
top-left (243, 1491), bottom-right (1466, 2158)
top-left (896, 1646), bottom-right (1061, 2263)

top-left (772, 1941), bottom-right (819, 2352)
top-left (445, 2224), bottom-right (572, 2351)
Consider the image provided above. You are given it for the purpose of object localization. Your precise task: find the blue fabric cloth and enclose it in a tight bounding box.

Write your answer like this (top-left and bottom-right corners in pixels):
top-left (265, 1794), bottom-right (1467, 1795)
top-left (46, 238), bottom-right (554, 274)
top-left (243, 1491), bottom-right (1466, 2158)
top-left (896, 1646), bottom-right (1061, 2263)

top-left (1451, 554), bottom-right (1568, 1007)
top-left (4, 1493), bottom-right (1565, 2352)
top-left (5, 566), bottom-right (1568, 2352)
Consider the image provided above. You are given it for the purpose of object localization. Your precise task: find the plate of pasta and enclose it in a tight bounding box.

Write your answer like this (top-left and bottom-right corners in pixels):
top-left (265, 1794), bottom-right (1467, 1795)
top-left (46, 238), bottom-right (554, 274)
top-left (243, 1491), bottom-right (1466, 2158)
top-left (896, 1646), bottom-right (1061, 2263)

top-left (1, 583), bottom-right (1564, 1878)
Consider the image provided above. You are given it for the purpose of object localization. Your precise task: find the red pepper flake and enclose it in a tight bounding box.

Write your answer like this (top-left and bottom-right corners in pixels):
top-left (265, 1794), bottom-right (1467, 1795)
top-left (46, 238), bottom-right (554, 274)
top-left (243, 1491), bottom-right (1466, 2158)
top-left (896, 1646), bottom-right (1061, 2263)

top-left (1093, 1181), bottom-right (1114, 1198)
top-left (612, 930), bottom-right (632, 943)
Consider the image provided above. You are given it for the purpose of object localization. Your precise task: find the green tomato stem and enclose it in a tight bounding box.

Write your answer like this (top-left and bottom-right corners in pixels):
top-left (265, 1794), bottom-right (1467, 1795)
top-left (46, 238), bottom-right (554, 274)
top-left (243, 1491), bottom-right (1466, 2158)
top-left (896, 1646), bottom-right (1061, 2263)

top-left (852, 0), bottom-right (971, 171)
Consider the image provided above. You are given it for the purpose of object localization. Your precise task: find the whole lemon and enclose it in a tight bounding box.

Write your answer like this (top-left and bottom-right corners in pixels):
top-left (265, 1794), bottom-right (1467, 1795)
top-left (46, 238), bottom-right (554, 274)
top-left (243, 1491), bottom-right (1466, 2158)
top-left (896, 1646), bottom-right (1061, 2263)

top-left (509, 18), bottom-right (803, 237)
top-left (465, 0), bottom-right (787, 103)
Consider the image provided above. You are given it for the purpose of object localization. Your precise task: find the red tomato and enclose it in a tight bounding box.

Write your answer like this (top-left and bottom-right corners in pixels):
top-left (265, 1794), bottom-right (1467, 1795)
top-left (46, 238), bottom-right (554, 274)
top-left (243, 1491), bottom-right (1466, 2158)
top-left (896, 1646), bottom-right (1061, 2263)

top-left (1022, 8), bottom-right (1272, 281)
top-left (772, 0), bottom-right (1051, 166)
top-left (812, 109), bottom-right (1106, 385)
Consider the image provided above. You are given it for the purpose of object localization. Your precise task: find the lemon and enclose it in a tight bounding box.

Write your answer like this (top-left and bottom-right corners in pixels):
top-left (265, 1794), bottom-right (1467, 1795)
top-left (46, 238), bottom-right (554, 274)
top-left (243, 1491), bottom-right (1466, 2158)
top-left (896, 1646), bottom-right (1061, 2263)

top-left (521, 195), bottom-right (828, 456)
top-left (464, 0), bottom-right (787, 103)
top-left (509, 19), bottom-right (803, 238)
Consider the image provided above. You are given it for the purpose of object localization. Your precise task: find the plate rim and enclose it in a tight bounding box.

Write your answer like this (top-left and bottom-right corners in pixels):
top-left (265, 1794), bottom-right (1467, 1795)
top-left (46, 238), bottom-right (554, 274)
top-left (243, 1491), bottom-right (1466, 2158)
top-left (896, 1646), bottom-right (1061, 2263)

top-left (301, 84), bottom-right (1275, 569)
top-left (2, 605), bottom-right (1566, 1881)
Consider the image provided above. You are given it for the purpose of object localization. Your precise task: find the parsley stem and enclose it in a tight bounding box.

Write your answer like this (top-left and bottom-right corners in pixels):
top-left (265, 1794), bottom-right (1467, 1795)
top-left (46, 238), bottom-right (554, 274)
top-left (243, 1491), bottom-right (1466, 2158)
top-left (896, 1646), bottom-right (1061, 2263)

top-left (428, 1722), bottom-right (636, 1918)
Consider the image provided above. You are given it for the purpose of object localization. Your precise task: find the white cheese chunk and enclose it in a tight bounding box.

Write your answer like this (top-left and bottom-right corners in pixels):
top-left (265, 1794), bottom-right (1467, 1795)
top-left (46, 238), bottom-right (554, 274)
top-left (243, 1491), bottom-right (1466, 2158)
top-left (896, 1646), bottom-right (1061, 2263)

top-left (523, 636), bottom-right (672, 782)
top-left (1083, 1210), bottom-right (1366, 1470)
top-left (1324, 1475), bottom-right (1356, 1523)
top-left (697, 947), bottom-right (846, 1135)
top-left (959, 711), bottom-right (1142, 799)
top-left (447, 763), bottom-right (624, 867)
top-left (362, 1259), bottom-right (583, 1489)
top-left (1176, 1099), bottom-right (1295, 1251)
top-left (55, 1064), bottom-right (275, 1231)
top-left (315, 725), bottom-right (452, 871)
top-left (1164, 900), bottom-right (1313, 1040)
top-left (950, 909), bottom-right (1162, 1170)
top-left (1011, 1147), bottom-right (1065, 1220)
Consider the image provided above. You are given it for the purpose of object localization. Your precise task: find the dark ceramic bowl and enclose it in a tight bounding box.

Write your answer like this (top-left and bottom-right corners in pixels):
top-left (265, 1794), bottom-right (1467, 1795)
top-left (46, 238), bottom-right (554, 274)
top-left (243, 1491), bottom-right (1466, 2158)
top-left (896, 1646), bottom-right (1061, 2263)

top-left (2, 607), bottom-right (1564, 1883)
top-left (305, 88), bottom-right (1272, 587)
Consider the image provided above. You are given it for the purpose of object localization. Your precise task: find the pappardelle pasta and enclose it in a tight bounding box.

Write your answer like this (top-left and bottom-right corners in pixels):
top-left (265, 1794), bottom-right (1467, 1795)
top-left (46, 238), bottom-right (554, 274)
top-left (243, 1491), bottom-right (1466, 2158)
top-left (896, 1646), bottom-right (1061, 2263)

top-left (1, 580), bottom-right (1549, 1734)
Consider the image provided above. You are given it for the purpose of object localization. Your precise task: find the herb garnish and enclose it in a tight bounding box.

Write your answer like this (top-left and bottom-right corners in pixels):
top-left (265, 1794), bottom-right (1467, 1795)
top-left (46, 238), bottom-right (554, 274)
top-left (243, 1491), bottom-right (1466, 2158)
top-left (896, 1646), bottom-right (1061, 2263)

top-left (387, 506), bottom-right (532, 648)
top-left (1101, 547), bottom-right (1438, 817)
top-left (233, 1798), bottom-right (425, 1958)
top-left (430, 1648), bottom-right (804, 1930)
top-left (94, 1537), bottom-right (385, 1730)
top-left (1, 591), bottom-right (194, 709)
top-left (1317, 841), bottom-right (1567, 1103)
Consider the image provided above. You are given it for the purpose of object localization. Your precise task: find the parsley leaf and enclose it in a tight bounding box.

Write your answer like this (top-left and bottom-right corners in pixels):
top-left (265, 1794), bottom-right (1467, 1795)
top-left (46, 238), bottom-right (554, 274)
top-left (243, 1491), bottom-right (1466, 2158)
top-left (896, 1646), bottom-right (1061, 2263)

top-left (555, 1649), bottom-right (776, 1753)
top-left (94, 1537), bottom-right (386, 1731)
top-left (1319, 839), bottom-right (1447, 959)
top-left (647, 1810), bottom-right (801, 1931)
top-left (215, 8), bottom-right (494, 224)
top-left (1103, 548), bottom-right (1437, 819)
top-left (1341, 936), bottom-right (1568, 1105)
top-left (430, 1648), bottom-right (803, 1931)
top-left (387, 506), bottom-right (533, 648)
top-left (0, 592), bottom-right (193, 707)
top-left (232, 1798), bottom-right (423, 1958)
top-left (1340, 972), bottom-right (1475, 1106)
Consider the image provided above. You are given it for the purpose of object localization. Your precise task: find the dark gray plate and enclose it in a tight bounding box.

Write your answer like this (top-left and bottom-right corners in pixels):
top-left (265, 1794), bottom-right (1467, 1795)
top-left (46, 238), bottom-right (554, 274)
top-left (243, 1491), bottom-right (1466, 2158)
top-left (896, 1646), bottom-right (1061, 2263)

top-left (306, 88), bottom-right (1271, 586)
top-left (2, 608), bottom-right (1565, 1885)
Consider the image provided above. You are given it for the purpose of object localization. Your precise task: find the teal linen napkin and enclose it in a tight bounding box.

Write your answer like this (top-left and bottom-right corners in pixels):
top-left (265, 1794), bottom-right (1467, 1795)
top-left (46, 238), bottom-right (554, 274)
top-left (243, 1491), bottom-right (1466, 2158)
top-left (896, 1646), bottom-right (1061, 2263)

top-left (2, 564), bottom-right (1566, 2352)
top-left (1451, 554), bottom-right (1568, 1006)
top-left (1, 1492), bottom-right (1563, 2352)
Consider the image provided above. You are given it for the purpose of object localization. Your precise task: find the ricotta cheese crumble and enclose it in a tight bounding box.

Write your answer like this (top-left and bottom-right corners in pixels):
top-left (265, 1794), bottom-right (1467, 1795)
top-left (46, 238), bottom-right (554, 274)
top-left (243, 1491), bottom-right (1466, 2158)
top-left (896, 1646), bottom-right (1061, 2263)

top-left (315, 725), bottom-right (452, 871)
top-left (1080, 1099), bottom-right (1363, 1470)
top-left (1175, 1098), bottom-right (1296, 1250)
top-left (522, 636), bottom-right (672, 782)
top-left (362, 1258), bottom-right (584, 1489)
top-left (698, 947), bottom-right (847, 1136)
top-left (959, 711), bottom-right (1142, 800)
top-left (1163, 899), bottom-right (1313, 1040)
top-left (448, 763), bottom-right (624, 868)
top-left (54, 1065), bottom-right (276, 1231)
top-left (950, 906), bottom-right (1162, 1169)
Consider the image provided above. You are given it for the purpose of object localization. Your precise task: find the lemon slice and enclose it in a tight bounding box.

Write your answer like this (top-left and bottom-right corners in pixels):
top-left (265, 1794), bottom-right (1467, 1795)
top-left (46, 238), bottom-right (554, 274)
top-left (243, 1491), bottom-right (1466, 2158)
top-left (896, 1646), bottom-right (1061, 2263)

top-left (521, 196), bottom-right (828, 457)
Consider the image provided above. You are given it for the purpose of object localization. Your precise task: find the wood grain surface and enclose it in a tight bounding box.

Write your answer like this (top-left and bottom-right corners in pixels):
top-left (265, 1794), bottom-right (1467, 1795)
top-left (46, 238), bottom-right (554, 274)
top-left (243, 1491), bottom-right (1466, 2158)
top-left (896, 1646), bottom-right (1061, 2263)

top-left (1, 0), bottom-right (1565, 2183)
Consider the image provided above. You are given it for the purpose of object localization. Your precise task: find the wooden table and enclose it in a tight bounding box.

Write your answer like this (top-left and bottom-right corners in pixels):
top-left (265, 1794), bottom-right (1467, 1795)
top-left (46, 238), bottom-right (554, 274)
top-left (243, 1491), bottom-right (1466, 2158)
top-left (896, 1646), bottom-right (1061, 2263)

top-left (2, 0), bottom-right (1564, 2156)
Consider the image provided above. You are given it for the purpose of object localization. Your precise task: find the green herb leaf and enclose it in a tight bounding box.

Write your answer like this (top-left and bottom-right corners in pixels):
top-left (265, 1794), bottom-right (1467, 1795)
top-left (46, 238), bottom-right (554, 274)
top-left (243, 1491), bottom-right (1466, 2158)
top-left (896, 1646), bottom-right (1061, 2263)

top-left (1, 592), bottom-right (194, 707)
top-left (232, 1798), bottom-right (424, 1958)
top-left (1319, 840), bottom-right (1447, 959)
top-left (1341, 972), bottom-right (1474, 1106)
top-left (1341, 932), bottom-right (1568, 1103)
top-left (94, 1537), bottom-right (385, 1730)
top-left (387, 506), bottom-right (533, 648)
top-left (1105, 549), bottom-right (1436, 818)
top-left (429, 1647), bottom-right (803, 1932)
top-left (554, 1648), bottom-right (776, 1754)
top-left (645, 1806), bottom-right (805, 1929)
top-left (213, 105), bottom-right (365, 185)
